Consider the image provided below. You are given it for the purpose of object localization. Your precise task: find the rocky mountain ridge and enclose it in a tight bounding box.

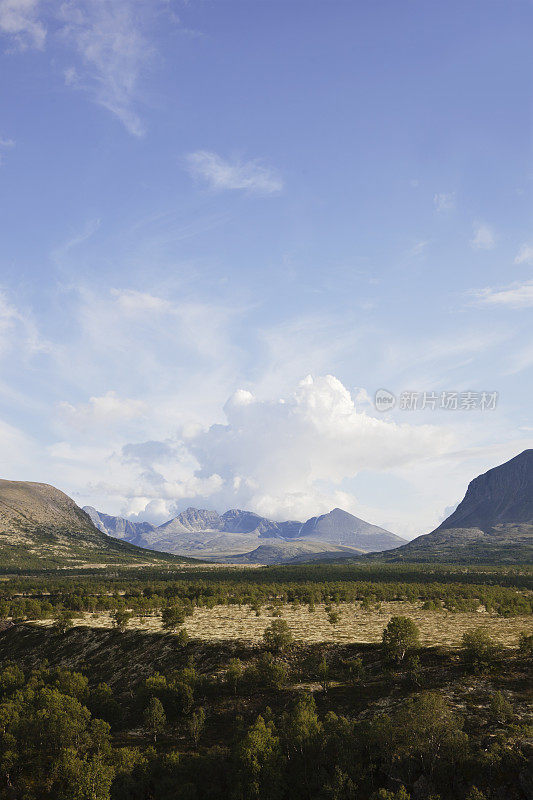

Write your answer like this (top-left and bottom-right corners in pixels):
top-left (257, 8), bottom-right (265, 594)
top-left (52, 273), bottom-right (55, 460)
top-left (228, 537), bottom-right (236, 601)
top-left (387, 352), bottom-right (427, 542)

top-left (83, 505), bottom-right (405, 562)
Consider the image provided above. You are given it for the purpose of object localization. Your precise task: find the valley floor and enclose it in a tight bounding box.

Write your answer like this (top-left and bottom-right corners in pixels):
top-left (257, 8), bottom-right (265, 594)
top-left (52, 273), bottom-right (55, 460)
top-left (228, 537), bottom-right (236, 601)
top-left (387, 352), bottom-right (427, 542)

top-left (32, 600), bottom-right (532, 647)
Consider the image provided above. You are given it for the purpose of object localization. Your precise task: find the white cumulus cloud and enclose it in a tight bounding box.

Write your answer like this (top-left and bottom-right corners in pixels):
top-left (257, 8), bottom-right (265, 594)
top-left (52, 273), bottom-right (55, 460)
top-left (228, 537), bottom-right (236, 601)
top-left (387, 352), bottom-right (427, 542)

top-left (104, 375), bottom-right (455, 524)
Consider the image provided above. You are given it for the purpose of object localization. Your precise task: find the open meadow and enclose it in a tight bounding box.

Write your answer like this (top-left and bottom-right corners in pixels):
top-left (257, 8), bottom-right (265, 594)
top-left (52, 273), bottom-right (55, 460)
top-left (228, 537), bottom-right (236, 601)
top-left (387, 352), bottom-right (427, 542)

top-left (33, 599), bottom-right (533, 648)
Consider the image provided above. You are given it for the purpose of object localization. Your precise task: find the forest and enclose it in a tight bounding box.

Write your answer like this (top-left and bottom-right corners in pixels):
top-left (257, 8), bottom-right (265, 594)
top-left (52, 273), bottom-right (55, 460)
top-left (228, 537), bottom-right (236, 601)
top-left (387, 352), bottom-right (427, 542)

top-left (0, 562), bottom-right (531, 622)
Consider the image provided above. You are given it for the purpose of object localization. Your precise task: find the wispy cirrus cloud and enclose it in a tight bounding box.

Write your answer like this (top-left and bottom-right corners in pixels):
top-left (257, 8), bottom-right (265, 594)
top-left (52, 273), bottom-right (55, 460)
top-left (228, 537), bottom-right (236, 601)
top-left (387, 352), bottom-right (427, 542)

top-left (0, 1), bottom-right (171, 136)
top-left (0, 0), bottom-right (45, 50)
top-left (433, 192), bottom-right (455, 212)
top-left (474, 279), bottom-right (533, 308)
top-left (408, 240), bottom-right (428, 257)
top-left (505, 342), bottom-right (533, 375)
top-left (470, 221), bottom-right (496, 250)
top-left (185, 150), bottom-right (283, 195)
top-left (59, 0), bottom-right (154, 137)
top-left (0, 290), bottom-right (48, 357)
top-left (0, 133), bottom-right (14, 165)
top-left (111, 288), bottom-right (174, 315)
top-left (515, 243), bottom-right (533, 265)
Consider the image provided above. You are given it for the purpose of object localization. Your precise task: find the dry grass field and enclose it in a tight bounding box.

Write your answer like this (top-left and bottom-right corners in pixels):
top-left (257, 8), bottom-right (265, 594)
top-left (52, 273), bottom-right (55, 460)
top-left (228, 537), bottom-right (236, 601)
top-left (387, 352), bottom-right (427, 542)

top-left (36, 601), bottom-right (533, 647)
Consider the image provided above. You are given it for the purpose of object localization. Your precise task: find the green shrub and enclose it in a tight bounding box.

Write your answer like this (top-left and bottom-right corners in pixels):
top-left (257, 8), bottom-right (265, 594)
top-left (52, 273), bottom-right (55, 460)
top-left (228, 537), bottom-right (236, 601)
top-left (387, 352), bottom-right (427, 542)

top-left (461, 628), bottom-right (496, 671)
top-left (263, 619), bottom-right (293, 653)
top-left (382, 616), bottom-right (420, 663)
top-left (161, 604), bottom-right (186, 630)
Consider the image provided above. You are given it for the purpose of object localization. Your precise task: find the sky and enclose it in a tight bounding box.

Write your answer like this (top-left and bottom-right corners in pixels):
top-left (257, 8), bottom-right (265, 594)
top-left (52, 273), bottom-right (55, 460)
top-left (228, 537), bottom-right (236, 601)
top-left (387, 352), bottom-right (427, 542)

top-left (0, 0), bottom-right (532, 539)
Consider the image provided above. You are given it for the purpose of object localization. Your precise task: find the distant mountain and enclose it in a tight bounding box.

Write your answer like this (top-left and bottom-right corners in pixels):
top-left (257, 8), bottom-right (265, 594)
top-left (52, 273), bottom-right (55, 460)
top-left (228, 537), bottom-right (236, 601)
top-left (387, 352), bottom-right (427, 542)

top-left (0, 480), bottom-right (193, 569)
top-left (121, 507), bottom-right (291, 557)
top-left (155, 507), bottom-right (301, 538)
top-left (379, 450), bottom-right (533, 564)
top-left (84, 504), bottom-right (404, 563)
top-left (84, 507), bottom-right (156, 546)
top-left (157, 508), bottom-right (222, 535)
top-left (296, 507), bottom-right (406, 550)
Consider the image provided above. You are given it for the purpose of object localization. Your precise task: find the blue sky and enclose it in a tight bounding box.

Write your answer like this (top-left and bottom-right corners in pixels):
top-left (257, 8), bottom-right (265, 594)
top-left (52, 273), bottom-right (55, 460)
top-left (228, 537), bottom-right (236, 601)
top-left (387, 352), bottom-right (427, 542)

top-left (0, 0), bottom-right (532, 537)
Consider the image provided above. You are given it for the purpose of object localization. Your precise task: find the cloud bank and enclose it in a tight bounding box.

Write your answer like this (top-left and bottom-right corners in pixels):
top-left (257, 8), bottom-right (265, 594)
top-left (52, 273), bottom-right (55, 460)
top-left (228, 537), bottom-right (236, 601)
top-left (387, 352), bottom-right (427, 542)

top-left (81, 375), bottom-right (455, 526)
top-left (0, 282), bottom-right (527, 538)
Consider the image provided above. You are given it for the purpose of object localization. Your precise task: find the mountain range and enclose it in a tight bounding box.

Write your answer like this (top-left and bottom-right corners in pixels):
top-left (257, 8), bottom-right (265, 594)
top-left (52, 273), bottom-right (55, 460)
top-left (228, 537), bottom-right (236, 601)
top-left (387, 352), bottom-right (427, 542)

top-left (0, 448), bottom-right (531, 568)
top-left (84, 505), bottom-right (406, 563)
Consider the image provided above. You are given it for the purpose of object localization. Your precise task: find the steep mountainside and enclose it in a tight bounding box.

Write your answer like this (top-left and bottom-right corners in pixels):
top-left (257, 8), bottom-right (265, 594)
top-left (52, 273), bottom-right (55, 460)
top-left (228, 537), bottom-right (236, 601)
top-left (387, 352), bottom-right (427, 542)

top-left (0, 480), bottom-right (192, 569)
top-left (85, 504), bottom-right (403, 562)
top-left (376, 450), bottom-right (533, 564)
top-left (438, 449), bottom-right (533, 530)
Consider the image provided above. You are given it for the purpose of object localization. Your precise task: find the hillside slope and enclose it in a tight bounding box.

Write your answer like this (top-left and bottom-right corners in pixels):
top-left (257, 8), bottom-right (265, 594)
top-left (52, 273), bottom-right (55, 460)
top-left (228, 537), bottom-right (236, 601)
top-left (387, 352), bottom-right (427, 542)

top-left (224, 541), bottom-right (365, 564)
top-left (0, 480), bottom-right (194, 569)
